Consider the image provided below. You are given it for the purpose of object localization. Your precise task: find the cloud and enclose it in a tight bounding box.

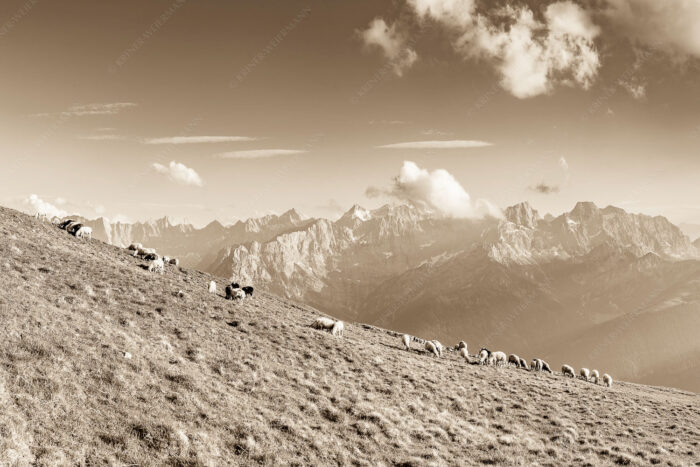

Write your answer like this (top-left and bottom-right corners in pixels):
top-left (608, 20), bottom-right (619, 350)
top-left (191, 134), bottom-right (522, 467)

top-left (31, 103), bottom-right (137, 118)
top-left (359, 17), bottom-right (418, 76)
top-left (406, 0), bottom-right (601, 98)
top-left (144, 136), bottom-right (257, 144)
top-left (152, 161), bottom-right (203, 186)
top-left (215, 149), bottom-right (306, 159)
top-left (604, 0), bottom-right (700, 59)
top-left (377, 139), bottom-right (492, 149)
top-left (79, 135), bottom-right (125, 141)
top-left (23, 194), bottom-right (67, 218)
top-left (530, 182), bottom-right (560, 194)
top-left (619, 78), bottom-right (646, 99)
top-left (366, 160), bottom-right (501, 219)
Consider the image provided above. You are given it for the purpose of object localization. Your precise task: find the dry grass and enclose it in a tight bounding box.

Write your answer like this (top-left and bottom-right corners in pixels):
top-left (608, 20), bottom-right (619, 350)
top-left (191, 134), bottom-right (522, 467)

top-left (0, 206), bottom-right (698, 466)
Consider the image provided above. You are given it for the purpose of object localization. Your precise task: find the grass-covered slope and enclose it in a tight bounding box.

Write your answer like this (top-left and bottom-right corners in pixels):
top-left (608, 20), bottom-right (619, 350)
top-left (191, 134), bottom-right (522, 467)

top-left (0, 206), bottom-right (698, 466)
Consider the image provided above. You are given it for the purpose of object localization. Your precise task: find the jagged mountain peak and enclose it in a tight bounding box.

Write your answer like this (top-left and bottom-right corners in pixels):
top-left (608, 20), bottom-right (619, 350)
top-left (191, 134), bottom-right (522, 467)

top-left (569, 201), bottom-right (600, 220)
top-left (504, 202), bottom-right (539, 229)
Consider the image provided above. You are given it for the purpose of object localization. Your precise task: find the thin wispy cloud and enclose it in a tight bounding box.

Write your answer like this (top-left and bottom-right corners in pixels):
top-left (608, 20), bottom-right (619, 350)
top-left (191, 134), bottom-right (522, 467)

top-left (152, 161), bottom-right (203, 186)
top-left (31, 102), bottom-right (138, 118)
top-left (144, 136), bottom-right (257, 144)
top-left (79, 135), bottom-right (125, 141)
top-left (216, 149), bottom-right (306, 159)
top-left (377, 140), bottom-right (492, 149)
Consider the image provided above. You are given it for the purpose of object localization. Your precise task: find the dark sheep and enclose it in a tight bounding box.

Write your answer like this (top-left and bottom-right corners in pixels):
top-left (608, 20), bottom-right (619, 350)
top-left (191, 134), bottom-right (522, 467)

top-left (242, 286), bottom-right (254, 296)
top-left (58, 219), bottom-right (74, 230)
top-left (231, 283), bottom-right (240, 289)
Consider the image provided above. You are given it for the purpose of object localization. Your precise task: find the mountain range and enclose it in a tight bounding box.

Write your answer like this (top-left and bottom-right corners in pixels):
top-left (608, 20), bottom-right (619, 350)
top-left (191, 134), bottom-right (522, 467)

top-left (63, 201), bottom-right (700, 392)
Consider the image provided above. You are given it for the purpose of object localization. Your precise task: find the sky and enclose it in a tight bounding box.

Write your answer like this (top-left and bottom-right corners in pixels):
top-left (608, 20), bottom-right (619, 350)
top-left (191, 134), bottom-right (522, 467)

top-left (1, 0), bottom-right (700, 228)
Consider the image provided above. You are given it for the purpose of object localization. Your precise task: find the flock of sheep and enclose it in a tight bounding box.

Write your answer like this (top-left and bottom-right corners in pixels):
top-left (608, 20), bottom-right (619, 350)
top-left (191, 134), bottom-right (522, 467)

top-left (405, 336), bottom-right (613, 387)
top-left (43, 212), bottom-right (614, 389)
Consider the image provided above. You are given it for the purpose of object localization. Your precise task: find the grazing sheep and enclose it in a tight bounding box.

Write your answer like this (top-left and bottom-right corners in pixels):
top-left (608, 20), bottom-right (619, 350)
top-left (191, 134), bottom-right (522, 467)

top-left (541, 360), bottom-right (553, 374)
top-left (402, 334), bottom-right (411, 351)
top-left (518, 357), bottom-right (529, 370)
top-left (491, 351), bottom-right (507, 366)
top-left (68, 223), bottom-right (83, 235)
top-left (128, 243), bottom-right (143, 251)
top-left (580, 368), bottom-right (591, 382)
top-left (143, 253), bottom-right (160, 261)
top-left (531, 358), bottom-right (542, 371)
top-left (242, 286), bottom-right (254, 297)
top-left (508, 354), bottom-right (521, 367)
top-left (51, 217), bottom-right (61, 225)
top-left (459, 347), bottom-right (469, 362)
top-left (562, 364), bottom-right (575, 378)
top-left (208, 281), bottom-right (217, 294)
top-left (603, 373), bottom-right (613, 387)
top-left (148, 258), bottom-right (165, 275)
top-left (58, 219), bottom-right (74, 230)
top-left (479, 348), bottom-right (491, 365)
top-left (425, 341), bottom-right (440, 357)
top-left (458, 341), bottom-right (468, 351)
top-left (169, 258), bottom-right (179, 266)
top-left (591, 369), bottom-right (600, 384)
top-left (331, 320), bottom-right (344, 337)
top-left (225, 285), bottom-right (245, 300)
top-left (75, 226), bottom-right (92, 240)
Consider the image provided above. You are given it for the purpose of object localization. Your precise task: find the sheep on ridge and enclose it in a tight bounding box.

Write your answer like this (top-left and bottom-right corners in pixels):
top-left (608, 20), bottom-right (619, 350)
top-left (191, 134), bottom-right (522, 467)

top-left (508, 354), bottom-right (521, 367)
top-left (331, 320), bottom-right (344, 337)
top-left (312, 317), bottom-right (343, 337)
top-left (479, 348), bottom-right (491, 365)
top-left (580, 368), bottom-right (591, 382)
top-left (75, 226), bottom-right (92, 240)
top-left (562, 364), bottom-right (575, 378)
top-left (518, 357), bottom-right (529, 370)
top-left (590, 369), bottom-right (600, 384)
top-left (425, 341), bottom-right (440, 357)
top-left (402, 334), bottom-right (411, 351)
top-left (490, 351), bottom-right (507, 366)
top-left (459, 346), bottom-right (469, 362)
top-left (603, 373), bottom-right (613, 387)
top-left (148, 258), bottom-right (165, 275)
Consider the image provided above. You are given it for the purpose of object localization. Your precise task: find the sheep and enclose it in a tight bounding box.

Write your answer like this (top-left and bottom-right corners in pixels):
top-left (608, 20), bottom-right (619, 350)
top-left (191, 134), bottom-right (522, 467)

top-left (208, 281), bottom-right (217, 294)
top-left (68, 223), bottom-right (83, 235)
top-left (163, 256), bottom-right (171, 263)
top-left (127, 243), bottom-right (142, 251)
top-left (562, 364), bottom-right (575, 378)
top-left (603, 373), bottom-right (613, 387)
top-left (143, 253), bottom-right (160, 261)
top-left (457, 341), bottom-right (468, 351)
top-left (590, 369), bottom-right (600, 384)
top-left (479, 348), bottom-right (491, 365)
top-left (491, 351), bottom-right (507, 366)
top-left (75, 226), bottom-right (92, 240)
top-left (580, 368), bottom-right (591, 382)
top-left (402, 334), bottom-right (411, 351)
top-left (312, 317), bottom-right (342, 337)
top-left (35, 213), bottom-right (48, 221)
top-left (51, 216), bottom-right (61, 225)
top-left (242, 286), bottom-right (254, 297)
top-left (432, 340), bottom-right (444, 357)
top-left (518, 357), bottom-right (529, 370)
top-left (425, 341), bottom-right (440, 357)
top-left (225, 285), bottom-right (245, 301)
top-left (59, 219), bottom-right (75, 230)
top-left (230, 282), bottom-right (240, 289)
top-left (508, 354), bottom-right (521, 367)
top-left (531, 358), bottom-right (542, 371)
top-left (148, 258), bottom-right (165, 275)
top-left (459, 347), bottom-right (469, 362)
top-left (331, 320), bottom-right (344, 337)
top-left (169, 258), bottom-right (179, 266)
top-left (541, 360), bottom-right (553, 373)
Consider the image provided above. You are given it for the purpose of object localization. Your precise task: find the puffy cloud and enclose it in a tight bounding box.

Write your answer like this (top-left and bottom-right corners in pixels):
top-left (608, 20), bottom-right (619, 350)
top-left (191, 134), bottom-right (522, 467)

top-left (359, 18), bottom-right (418, 76)
top-left (377, 139), bottom-right (491, 149)
top-left (604, 0), bottom-right (700, 58)
top-left (216, 149), bottom-right (306, 159)
top-left (152, 161), bottom-right (203, 186)
top-left (530, 182), bottom-right (560, 194)
top-left (406, 0), bottom-right (601, 98)
top-left (23, 194), bottom-right (67, 218)
top-left (366, 160), bottom-right (501, 219)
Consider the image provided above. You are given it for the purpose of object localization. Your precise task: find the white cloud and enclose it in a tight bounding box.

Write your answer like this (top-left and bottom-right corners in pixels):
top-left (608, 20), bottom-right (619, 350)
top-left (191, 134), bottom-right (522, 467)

top-left (605, 0), bottom-right (700, 58)
top-left (377, 139), bottom-right (492, 149)
top-left (406, 0), bottom-right (601, 98)
top-left (366, 160), bottom-right (501, 219)
top-left (619, 78), bottom-right (646, 100)
top-left (31, 103), bottom-right (137, 118)
top-left (144, 136), bottom-right (257, 144)
top-left (216, 149), bottom-right (306, 159)
top-left (79, 135), bottom-right (124, 141)
top-left (23, 194), bottom-right (67, 218)
top-left (152, 161), bottom-right (203, 186)
top-left (359, 18), bottom-right (418, 76)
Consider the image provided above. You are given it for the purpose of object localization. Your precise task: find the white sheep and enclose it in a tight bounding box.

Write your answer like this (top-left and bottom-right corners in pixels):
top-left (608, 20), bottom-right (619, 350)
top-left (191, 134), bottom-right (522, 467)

top-left (432, 340), bottom-right (444, 358)
top-left (590, 369), bottom-right (600, 384)
top-left (580, 368), bottom-right (591, 382)
top-left (163, 256), bottom-right (171, 263)
top-left (425, 341), bottom-right (440, 357)
top-left (331, 320), bottom-right (344, 337)
top-left (402, 334), bottom-right (411, 351)
top-left (508, 354), bottom-right (521, 367)
top-left (490, 351), bottom-right (507, 366)
top-left (75, 226), bottom-right (92, 240)
top-left (459, 347), bottom-right (469, 362)
top-left (562, 364), bottom-right (575, 378)
top-left (531, 358), bottom-right (542, 371)
top-left (479, 348), bottom-right (491, 365)
top-left (148, 258), bottom-right (165, 274)
top-left (128, 243), bottom-right (143, 251)
top-left (313, 317), bottom-right (336, 331)
top-left (603, 373), bottom-right (613, 387)
top-left (208, 281), bottom-right (217, 294)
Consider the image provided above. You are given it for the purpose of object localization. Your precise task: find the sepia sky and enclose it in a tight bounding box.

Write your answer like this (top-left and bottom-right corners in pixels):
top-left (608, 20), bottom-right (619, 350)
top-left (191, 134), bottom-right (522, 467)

top-left (2, 0), bottom-right (700, 228)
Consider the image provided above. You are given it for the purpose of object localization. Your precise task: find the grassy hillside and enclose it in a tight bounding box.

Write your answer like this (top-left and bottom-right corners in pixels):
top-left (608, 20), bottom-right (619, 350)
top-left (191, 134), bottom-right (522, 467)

top-left (1, 206), bottom-right (698, 466)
